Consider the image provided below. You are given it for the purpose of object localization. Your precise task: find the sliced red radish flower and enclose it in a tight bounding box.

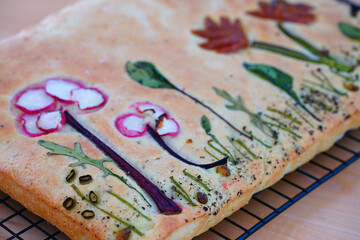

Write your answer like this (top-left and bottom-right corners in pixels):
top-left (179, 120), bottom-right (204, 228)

top-left (156, 115), bottom-right (179, 137)
top-left (45, 78), bottom-right (83, 102)
top-left (21, 114), bottom-right (46, 137)
top-left (131, 102), bottom-right (166, 119)
top-left (71, 88), bottom-right (107, 110)
top-left (115, 113), bottom-right (148, 138)
top-left (36, 110), bottom-right (65, 132)
top-left (15, 88), bottom-right (55, 113)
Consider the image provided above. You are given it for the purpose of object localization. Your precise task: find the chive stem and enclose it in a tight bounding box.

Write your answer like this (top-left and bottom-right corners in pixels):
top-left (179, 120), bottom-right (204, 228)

top-left (286, 101), bottom-right (314, 128)
top-left (267, 107), bottom-right (302, 125)
top-left (183, 170), bottom-right (211, 192)
top-left (234, 139), bottom-right (258, 159)
top-left (71, 184), bottom-right (143, 236)
top-left (107, 191), bottom-right (152, 221)
top-left (243, 130), bottom-right (272, 148)
top-left (170, 177), bottom-right (197, 206)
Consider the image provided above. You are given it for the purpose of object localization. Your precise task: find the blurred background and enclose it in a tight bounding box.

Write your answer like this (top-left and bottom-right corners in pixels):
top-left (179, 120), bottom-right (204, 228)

top-left (0, 0), bottom-right (76, 39)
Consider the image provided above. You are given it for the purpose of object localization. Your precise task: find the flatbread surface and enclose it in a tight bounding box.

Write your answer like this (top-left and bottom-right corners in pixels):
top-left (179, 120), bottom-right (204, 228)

top-left (0, 0), bottom-right (359, 239)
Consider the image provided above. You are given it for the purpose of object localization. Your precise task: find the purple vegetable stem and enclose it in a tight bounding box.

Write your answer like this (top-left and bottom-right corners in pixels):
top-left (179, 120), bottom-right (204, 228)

top-left (147, 125), bottom-right (228, 169)
top-left (64, 111), bottom-right (182, 215)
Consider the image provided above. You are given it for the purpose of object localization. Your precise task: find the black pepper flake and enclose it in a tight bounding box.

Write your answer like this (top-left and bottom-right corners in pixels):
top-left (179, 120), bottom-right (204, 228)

top-left (203, 207), bottom-right (209, 211)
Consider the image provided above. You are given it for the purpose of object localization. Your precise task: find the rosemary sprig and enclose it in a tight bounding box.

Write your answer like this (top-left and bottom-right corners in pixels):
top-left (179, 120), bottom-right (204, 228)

top-left (107, 191), bottom-right (152, 221)
top-left (71, 184), bottom-right (143, 236)
top-left (38, 140), bottom-right (151, 206)
top-left (213, 87), bottom-right (273, 136)
top-left (183, 170), bottom-right (211, 192)
top-left (170, 176), bottom-right (197, 206)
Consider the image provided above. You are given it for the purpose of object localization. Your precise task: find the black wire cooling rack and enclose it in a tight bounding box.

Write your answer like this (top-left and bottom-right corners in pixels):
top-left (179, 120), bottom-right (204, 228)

top-left (1, 130), bottom-right (360, 240)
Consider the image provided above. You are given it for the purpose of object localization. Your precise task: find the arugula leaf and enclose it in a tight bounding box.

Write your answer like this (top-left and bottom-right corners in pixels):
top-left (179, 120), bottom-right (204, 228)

top-left (243, 63), bottom-right (321, 121)
top-left (339, 22), bottom-right (360, 41)
top-left (38, 140), bottom-right (151, 206)
top-left (201, 115), bottom-right (212, 135)
top-left (126, 61), bottom-right (175, 89)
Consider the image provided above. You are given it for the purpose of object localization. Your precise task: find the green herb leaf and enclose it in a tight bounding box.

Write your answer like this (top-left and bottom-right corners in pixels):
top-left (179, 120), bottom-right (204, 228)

top-left (251, 41), bottom-right (320, 63)
top-left (38, 140), bottom-right (151, 206)
top-left (339, 22), bottom-right (360, 41)
top-left (201, 115), bottom-right (212, 134)
top-left (126, 61), bottom-right (175, 89)
top-left (243, 63), bottom-right (321, 121)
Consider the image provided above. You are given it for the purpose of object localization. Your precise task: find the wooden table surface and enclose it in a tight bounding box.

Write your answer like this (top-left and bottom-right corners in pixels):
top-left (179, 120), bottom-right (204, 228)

top-left (0, 1), bottom-right (359, 240)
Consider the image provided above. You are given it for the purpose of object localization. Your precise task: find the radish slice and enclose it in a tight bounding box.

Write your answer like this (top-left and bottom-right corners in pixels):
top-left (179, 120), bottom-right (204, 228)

top-left (71, 88), bottom-right (107, 110)
top-left (156, 115), bottom-right (179, 137)
top-left (21, 114), bottom-right (46, 137)
top-left (115, 113), bottom-right (148, 138)
top-left (131, 102), bottom-right (166, 119)
top-left (45, 78), bottom-right (82, 102)
top-left (15, 88), bottom-right (55, 113)
top-left (36, 110), bottom-right (65, 132)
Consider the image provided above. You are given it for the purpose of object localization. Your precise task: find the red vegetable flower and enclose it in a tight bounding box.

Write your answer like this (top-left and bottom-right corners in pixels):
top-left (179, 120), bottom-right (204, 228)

top-left (247, 0), bottom-right (316, 24)
top-left (192, 16), bottom-right (249, 54)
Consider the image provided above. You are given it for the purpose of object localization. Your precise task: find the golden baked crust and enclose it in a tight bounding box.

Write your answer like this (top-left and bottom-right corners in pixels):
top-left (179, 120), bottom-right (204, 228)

top-left (0, 0), bottom-right (359, 239)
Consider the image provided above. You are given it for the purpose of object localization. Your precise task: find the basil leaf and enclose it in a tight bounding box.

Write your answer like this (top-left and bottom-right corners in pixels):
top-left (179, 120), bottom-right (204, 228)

top-left (243, 63), bottom-right (294, 93)
top-left (126, 61), bottom-right (175, 89)
top-left (339, 22), bottom-right (360, 41)
top-left (244, 63), bottom-right (321, 121)
top-left (251, 41), bottom-right (321, 63)
top-left (201, 115), bottom-right (212, 134)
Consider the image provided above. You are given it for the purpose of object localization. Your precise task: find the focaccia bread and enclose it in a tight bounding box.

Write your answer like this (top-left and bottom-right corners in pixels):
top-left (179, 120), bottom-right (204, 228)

top-left (0, 0), bottom-right (359, 239)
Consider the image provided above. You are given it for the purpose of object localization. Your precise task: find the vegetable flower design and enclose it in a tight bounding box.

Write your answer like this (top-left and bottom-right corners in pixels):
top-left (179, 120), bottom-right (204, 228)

top-left (192, 0), bottom-right (356, 73)
top-left (115, 102), bottom-right (179, 138)
top-left (13, 78), bottom-right (107, 137)
top-left (247, 0), bottom-right (316, 24)
top-left (115, 102), bottom-right (227, 169)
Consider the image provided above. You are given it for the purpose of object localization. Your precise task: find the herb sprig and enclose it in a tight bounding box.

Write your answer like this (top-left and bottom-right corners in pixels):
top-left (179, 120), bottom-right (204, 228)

top-left (38, 140), bottom-right (150, 206)
top-left (201, 115), bottom-right (236, 164)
